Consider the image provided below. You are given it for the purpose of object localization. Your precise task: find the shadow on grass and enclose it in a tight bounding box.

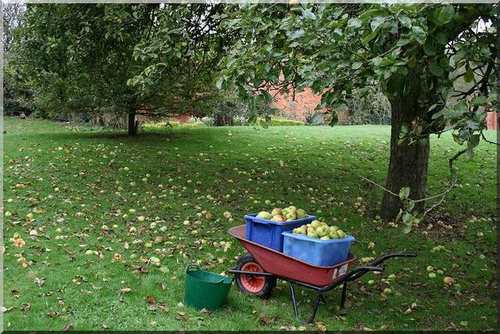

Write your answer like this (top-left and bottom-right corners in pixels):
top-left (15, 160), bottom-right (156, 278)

top-left (24, 128), bottom-right (189, 142)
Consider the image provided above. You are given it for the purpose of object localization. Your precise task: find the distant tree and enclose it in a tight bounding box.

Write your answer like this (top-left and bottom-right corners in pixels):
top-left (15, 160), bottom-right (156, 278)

top-left (3, 1), bottom-right (32, 115)
top-left (128, 4), bottom-right (234, 122)
top-left (12, 3), bottom-right (232, 135)
top-left (3, 1), bottom-right (25, 52)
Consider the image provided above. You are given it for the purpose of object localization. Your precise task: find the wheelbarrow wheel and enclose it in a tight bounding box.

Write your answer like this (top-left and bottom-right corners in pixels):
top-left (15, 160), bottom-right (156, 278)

top-left (235, 254), bottom-right (276, 299)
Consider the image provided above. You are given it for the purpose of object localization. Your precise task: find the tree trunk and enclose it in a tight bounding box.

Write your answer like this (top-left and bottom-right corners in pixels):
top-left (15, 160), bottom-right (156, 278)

top-left (128, 109), bottom-right (137, 136)
top-left (380, 96), bottom-right (430, 221)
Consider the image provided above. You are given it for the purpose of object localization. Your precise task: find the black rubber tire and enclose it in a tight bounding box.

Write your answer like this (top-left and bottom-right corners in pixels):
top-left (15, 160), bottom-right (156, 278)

top-left (235, 253), bottom-right (276, 299)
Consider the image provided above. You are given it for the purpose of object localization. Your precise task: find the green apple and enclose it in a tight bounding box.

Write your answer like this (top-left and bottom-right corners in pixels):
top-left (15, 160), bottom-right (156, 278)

top-left (288, 205), bottom-right (297, 212)
top-left (336, 230), bottom-right (346, 238)
top-left (286, 212), bottom-right (297, 221)
top-left (257, 211), bottom-right (272, 220)
top-left (307, 229), bottom-right (319, 238)
top-left (317, 226), bottom-right (329, 237)
top-left (271, 215), bottom-right (285, 222)
top-left (329, 229), bottom-right (339, 239)
top-left (311, 220), bottom-right (321, 228)
top-left (295, 226), bottom-right (307, 234)
top-left (320, 236), bottom-right (330, 240)
top-left (271, 208), bottom-right (282, 216)
top-left (296, 208), bottom-right (307, 218)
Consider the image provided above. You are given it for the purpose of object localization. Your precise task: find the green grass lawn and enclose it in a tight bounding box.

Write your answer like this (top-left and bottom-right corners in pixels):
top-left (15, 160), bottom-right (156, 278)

top-left (3, 117), bottom-right (496, 331)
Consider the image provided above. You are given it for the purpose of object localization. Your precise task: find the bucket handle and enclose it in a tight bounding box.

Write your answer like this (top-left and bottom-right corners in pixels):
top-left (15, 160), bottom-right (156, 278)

top-left (186, 264), bottom-right (231, 284)
top-left (186, 264), bottom-right (201, 273)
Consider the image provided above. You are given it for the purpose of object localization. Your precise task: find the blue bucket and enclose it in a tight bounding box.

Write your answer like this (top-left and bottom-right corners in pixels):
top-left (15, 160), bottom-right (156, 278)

top-left (244, 214), bottom-right (316, 251)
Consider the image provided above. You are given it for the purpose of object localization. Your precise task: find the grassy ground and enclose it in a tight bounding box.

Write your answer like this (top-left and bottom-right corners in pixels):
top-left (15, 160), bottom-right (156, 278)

top-left (3, 117), bottom-right (496, 331)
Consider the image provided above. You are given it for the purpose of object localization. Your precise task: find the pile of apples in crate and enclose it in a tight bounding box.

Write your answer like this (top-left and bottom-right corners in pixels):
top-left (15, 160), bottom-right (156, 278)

top-left (256, 205), bottom-right (307, 222)
top-left (256, 206), bottom-right (349, 240)
top-left (292, 220), bottom-right (347, 240)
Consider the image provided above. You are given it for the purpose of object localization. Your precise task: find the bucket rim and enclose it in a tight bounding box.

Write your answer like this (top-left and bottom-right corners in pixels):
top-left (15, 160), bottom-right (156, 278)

top-left (186, 265), bottom-right (232, 284)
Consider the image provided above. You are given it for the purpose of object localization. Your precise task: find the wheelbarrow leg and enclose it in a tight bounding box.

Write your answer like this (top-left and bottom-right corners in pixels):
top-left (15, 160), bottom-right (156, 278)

top-left (339, 282), bottom-right (348, 315)
top-left (307, 293), bottom-right (322, 323)
top-left (288, 281), bottom-right (300, 322)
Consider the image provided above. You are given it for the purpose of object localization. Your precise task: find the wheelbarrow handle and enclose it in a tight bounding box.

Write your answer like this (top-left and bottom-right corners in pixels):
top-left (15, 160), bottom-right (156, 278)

top-left (353, 265), bottom-right (384, 273)
top-left (369, 251), bottom-right (417, 266)
top-left (344, 252), bottom-right (416, 282)
top-left (344, 265), bottom-right (384, 282)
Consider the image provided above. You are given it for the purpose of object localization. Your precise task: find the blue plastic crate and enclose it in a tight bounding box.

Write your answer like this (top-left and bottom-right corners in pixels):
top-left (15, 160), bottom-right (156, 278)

top-left (244, 214), bottom-right (316, 251)
top-left (282, 232), bottom-right (355, 267)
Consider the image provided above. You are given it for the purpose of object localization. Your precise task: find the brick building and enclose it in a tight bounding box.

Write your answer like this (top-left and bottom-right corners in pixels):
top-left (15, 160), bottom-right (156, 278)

top-left (271, 87), bottom-right (323, 121)
top-left (270, 88), bottom-right (350, 123)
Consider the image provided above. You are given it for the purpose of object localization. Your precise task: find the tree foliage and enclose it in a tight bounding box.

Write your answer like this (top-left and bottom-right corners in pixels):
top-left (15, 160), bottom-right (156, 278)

top-left (3, 2), bottom-right (32, 115)
top-left (220, 3), bottom-right (497, 223)
top-left (222, 3), bottom-right (496, 145)
top-left (12, 4), bottom-right (155, 120)
top-left (11, 4), bottom-right (232, 132)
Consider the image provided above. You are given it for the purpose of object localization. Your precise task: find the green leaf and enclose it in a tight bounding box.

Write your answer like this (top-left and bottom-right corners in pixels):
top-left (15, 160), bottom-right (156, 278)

top-left (432, 5), bottom-right (455, 26)
top-left (396, 38), bottom-right (411, 47)
top-left (472, 95), bottom-right (488, 106)
top-left (362, 30), bottom-right (378, 45)
top-left (215, 77), bottom-right (224, 90)
top-left (423, 41), bottom-right (437, 56)
top-left (402, 223), bottom-right (412, 234)
top-left (435, 32), bottom-right (448, 45)
top-left (411, 26), bottom-right (426, 44)
top-left (429, 62), bottom-right (444, 77)
top-left (351, 62), bottom-right (363, 70)
top-left (402, 211), bottom-right (413, 223)
top-left (398, 15), bottom-right (412, 28)
top-left (289, 29), bottom-right (304, 40)
top-left (463, 70), bottom-right (474, 83)
top-left (348, 18), bottom-right (362, 29)
top-left (370, 16), bottom-right (386, 31)
top-left (399, 187), bottom-right (410, 200)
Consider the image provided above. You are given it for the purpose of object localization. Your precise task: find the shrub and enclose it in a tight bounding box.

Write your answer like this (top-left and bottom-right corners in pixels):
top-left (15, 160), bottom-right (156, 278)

top-left (260, 117), bottom-right (304, 126)
top-left (340, 87), bottom-right (391, 125)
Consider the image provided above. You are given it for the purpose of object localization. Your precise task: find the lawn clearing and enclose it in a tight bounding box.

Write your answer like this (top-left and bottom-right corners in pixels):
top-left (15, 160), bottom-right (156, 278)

top-left (3, 117), bottom-right (496, 330)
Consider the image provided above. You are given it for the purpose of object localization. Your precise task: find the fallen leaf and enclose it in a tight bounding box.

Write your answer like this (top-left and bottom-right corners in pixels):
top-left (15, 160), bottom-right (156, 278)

top-left (315, 321), bottom-right (327, 332)
top-left (2, 306), bottom-right (14, 313)
top-left (258, 313), bottom-right (274, 325)
top-left (34, 277), bottom-right (45, 288)
top-left (145, 295), bottom-right (157, 305)
top-left (47, 311), bottom-right (59, 318)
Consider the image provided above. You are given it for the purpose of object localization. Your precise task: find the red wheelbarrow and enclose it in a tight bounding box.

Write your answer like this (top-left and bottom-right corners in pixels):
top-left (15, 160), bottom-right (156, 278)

top-left (227, 225), bottom-right (416, 323)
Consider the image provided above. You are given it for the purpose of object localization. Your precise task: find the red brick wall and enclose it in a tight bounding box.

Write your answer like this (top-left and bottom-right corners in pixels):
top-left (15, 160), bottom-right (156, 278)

top-left (270, 88), bottom-right (351, 123)
top-left (271, 88), bottom-right (324, 121)
top-left (173, 114), bottom-right (192, 123)
top-left (486, 112), bottom-right (497, 130)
